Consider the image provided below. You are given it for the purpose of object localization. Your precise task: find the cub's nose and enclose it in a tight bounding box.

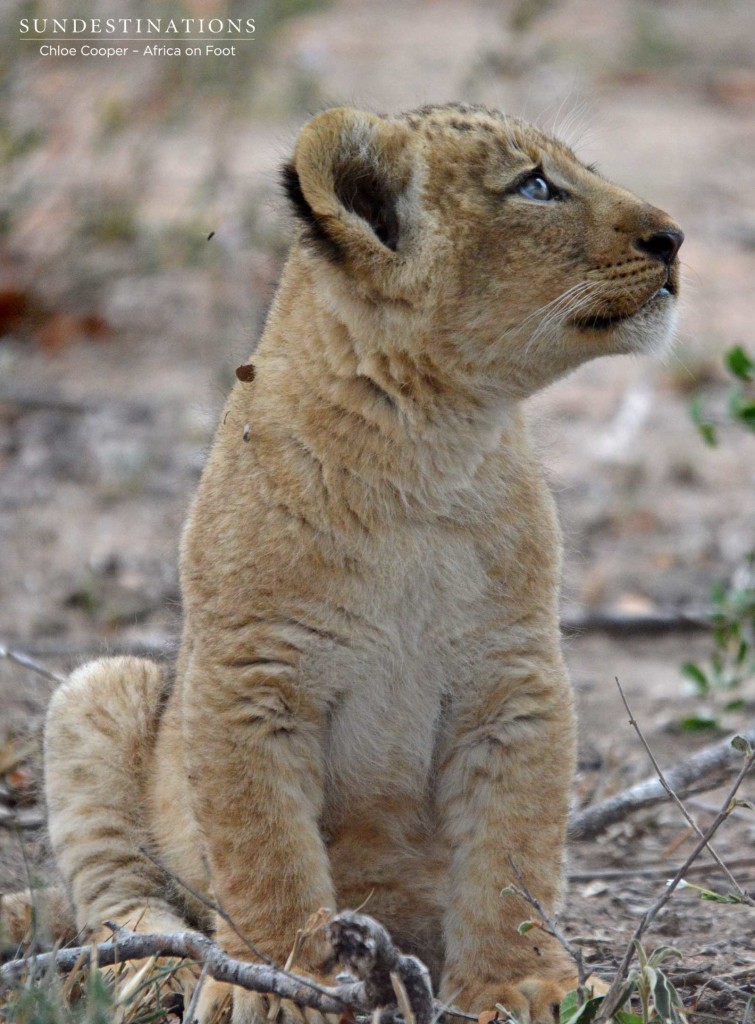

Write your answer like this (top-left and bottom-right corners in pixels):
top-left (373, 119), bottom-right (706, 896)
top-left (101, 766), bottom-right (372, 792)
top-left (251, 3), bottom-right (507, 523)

top-left (636, 228), bottom-right (684, 266)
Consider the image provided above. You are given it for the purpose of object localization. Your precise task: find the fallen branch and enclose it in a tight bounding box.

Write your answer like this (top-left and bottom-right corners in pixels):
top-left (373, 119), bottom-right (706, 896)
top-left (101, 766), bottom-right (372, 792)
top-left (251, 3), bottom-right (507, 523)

top-left (568, 726), bottom-right (755, 840)
top-left (1, 926), bottom-right (350, 1012)
top-left (562, 610), bottom-right (708, 637)
top-left (671, 969), bottom-right (752, 997)
top-left (1, 912), bottom-right (435, 1024)
top-left (568, 855), bottom-right (755, 883)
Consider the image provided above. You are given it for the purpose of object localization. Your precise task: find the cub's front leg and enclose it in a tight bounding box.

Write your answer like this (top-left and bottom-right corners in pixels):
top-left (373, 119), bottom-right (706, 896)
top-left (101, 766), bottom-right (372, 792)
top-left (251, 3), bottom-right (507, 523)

top-left (182, 654), bottom-right (336, 1024)
top-left (438, 646), bottom-right (577, 1023)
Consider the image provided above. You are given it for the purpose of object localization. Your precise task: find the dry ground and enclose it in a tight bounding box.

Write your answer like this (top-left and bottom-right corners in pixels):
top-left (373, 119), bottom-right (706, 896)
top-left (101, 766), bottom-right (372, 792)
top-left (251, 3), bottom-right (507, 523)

top-left (1, 0), bottom-right (755, 1018)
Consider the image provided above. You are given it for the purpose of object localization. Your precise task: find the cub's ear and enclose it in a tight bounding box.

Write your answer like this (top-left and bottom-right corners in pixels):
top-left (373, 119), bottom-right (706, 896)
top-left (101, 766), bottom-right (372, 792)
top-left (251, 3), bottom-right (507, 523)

top-left (282, 108), bottom-right (413, 264)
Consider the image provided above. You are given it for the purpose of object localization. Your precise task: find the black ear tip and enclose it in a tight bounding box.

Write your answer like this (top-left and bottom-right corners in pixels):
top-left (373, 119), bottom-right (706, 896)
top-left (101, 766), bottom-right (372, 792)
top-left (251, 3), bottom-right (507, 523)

top-left (280, 161), bottom-right (297, 196)
top-left (280, 162), bottom-right (307, 217)
top-left (280, 161), bottom-right (342, 263)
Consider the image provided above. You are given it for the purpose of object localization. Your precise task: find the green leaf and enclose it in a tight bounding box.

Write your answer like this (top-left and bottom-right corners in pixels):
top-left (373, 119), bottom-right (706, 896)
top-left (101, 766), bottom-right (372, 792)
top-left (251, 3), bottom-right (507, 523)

top-left (653, 976), bottom-right (673, 1019)
top-left (679, 715), bottom-right (719, 732)
top-left (726, 345), bottom-right (755, 381)
top-left (652, 967), bottom-right (685, 1020)
top-left (681, 879), bottom-right (744, 904)
top-left (710, 589), bottom-right (727, 612)
top-left (732, 735), bottom-right (754, 754)
top-left (642, 964), bottom-right (659, 996)
top-left (680, 662), bottom-right (709, 694)
top-left (558, 993), bottom-right (604, 1024)
top-left (689, 394), bottom-right (718, 446)
top-left (615, 977), bottom-right (639, 1012)
top-left (632, 941), bottom-right (649, 969)
top-left (729, 394), bottom-right (755, 430)
top-left (725, 698), bottom-right (746, 712)
top-left (559, 989), bottom-right (580, 1021)
top-left (647, 946), bottom-right (682, 968)
top-left (614, 1014), bottom-right (644, 1024)
top-left (517, 920), bottom-right (535, 934)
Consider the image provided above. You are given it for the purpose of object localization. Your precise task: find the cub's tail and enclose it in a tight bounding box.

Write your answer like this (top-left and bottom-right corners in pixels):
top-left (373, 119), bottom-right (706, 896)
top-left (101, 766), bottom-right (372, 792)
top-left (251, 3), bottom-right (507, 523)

top-left (44, 657), bottom-right (187, 939)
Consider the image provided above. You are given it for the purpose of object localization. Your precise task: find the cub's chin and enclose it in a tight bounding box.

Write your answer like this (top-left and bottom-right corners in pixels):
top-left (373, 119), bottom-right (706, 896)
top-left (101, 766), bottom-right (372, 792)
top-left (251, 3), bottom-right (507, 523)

top-left (611, 289), bottom-right (679, 357)
top-left (570, 288), bottom-right (679, 359)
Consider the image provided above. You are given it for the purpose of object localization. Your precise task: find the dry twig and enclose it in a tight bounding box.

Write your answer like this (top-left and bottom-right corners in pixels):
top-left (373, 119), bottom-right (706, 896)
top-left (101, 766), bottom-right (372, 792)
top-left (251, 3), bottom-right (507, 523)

top-left (614, 677), bottom-right (753, 906)
top-left (137, 845), bottom-right (277, 972)
top-left (1, 914), bottom-right (437, 1024)
top-left (182, 959), bottom-right (210, 1024)
top-left (594, 741), bottom-right (755, 1022)
top-left (504, 859), bottom-right (589, 993)
top-left (0, 643), bottom-right (66, 685)
top-left (1, 926), bottom-right (350, 1012)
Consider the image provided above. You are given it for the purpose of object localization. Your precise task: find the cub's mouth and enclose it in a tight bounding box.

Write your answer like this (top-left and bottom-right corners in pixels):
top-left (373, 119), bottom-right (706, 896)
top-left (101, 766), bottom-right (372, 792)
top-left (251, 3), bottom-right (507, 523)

top-left (571, 276), bottom-right (677, 333)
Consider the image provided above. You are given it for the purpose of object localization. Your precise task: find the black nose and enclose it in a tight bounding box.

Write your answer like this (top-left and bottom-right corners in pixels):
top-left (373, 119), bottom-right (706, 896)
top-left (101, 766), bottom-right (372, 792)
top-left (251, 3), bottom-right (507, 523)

top-left (636, 229), bottom-right (684, 266)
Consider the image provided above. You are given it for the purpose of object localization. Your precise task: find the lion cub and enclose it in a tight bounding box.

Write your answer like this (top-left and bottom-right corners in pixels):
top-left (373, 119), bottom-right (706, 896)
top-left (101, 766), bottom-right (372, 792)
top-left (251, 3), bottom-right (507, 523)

top-left (41, 104), bottom-right (682, 1023)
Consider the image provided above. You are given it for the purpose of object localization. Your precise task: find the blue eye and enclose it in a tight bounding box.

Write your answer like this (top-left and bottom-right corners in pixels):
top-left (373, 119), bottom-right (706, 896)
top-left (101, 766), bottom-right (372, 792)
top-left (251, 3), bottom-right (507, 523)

top-left (518, 175), bottom-right (555, 202)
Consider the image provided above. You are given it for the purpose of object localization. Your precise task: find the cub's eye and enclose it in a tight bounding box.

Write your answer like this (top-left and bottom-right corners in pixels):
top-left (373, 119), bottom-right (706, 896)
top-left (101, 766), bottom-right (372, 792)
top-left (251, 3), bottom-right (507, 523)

top-left (518, 175), bottom-right (556, 202)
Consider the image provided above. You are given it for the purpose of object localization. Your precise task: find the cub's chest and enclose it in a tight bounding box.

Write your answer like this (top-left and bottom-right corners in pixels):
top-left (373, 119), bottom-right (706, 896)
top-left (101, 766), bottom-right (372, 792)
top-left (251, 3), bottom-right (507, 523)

top-left (303, 531), bottom-right (506, 802)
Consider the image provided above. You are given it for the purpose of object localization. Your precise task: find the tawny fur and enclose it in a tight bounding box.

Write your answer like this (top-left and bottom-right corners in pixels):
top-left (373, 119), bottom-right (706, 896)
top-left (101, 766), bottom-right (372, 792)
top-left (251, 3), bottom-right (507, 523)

top-left (8, 104), bottom-right (683, 1024)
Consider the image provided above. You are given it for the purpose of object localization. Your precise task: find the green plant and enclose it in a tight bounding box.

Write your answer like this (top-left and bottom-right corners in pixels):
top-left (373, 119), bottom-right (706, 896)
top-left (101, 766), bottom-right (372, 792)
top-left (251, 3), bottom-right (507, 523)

top-left (619, 943), bottom-right (687, 1024)
top-left (690, 345), bottom-right (755, 446)
top-left (679, 555), bottom-right (755, 729)
top-left (558, 945), bottom-right (687, 1024)
top-left (2, 965), bottom-right (115, 1024)
top-left (681, 346), bottom-right (755, 730)
top-left (1, 954), bottom-right (191, 1024)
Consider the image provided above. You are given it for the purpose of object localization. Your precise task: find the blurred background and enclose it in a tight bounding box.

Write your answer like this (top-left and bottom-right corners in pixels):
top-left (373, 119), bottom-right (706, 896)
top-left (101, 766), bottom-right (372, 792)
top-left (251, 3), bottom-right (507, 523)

top-left (4, 0), bottom-right (755, 699)
top-left (1, 0), bottom-right (755, 969)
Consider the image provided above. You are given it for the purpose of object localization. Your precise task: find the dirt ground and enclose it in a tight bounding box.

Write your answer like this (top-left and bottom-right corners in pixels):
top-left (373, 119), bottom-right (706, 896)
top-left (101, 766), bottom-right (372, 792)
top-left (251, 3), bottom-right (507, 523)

top-left (1, 0), bottom-right (754, 1018)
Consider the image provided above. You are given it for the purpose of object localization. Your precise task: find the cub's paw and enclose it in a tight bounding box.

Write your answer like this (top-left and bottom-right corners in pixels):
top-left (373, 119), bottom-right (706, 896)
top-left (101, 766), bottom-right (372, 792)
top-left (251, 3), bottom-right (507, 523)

top-left (448, 975), bottom-right (608, 1024)
top-left (192, 977), bottom-right (339, 1024)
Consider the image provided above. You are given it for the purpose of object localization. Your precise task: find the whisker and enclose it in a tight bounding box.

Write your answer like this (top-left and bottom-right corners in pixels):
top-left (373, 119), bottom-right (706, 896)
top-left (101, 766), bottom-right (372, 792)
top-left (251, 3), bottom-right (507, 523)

top-left (514, 280), bottom-right (595, 335)
top-left (523, 281), bottom-right (605, 358)
top-left (522, 281), bottom-right (599, 353)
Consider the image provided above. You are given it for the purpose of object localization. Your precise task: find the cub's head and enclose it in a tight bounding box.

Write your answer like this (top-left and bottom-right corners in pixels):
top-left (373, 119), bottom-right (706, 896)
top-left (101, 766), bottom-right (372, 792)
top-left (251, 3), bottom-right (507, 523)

top-left (283, 104), bottom-right (683, 398)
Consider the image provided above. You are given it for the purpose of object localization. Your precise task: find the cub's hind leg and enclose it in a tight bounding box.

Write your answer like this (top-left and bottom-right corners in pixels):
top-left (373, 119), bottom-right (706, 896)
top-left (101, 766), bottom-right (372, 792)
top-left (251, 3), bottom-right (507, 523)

top-left (45, 656), bottom-right (186, 939)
